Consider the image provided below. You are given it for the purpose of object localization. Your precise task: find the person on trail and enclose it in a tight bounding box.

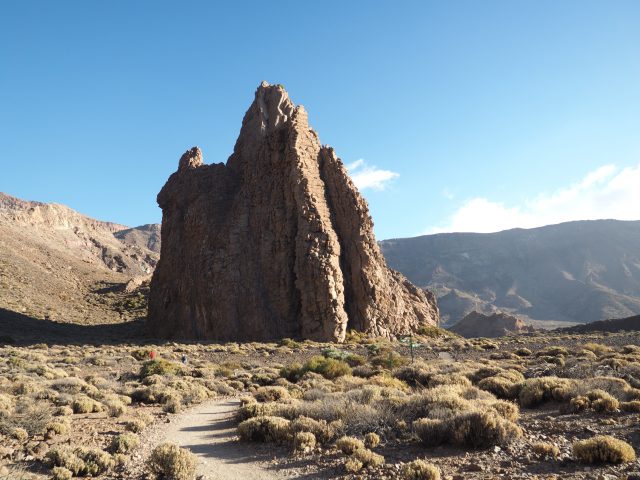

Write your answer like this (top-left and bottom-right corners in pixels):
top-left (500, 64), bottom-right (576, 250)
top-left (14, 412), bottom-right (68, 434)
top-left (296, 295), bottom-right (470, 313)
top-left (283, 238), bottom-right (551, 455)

top-left (150, 350), bottom-right (156, 360)
top-left (181, 354), bottom-right (188, 365)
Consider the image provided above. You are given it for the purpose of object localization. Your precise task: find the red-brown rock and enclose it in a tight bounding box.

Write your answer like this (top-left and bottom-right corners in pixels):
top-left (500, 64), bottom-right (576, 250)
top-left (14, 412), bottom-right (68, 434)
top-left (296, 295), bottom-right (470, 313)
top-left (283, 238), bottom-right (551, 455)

top-left (147, 82), bottom-right (439, 342)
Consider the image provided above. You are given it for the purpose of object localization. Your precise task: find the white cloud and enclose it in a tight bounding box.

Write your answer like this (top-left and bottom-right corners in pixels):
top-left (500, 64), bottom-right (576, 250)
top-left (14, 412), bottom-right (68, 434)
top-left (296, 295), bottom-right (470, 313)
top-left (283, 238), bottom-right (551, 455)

top-left (428, 162), bottom-right (640, 234)
top-left (346, 159), bottom-right (399, 191)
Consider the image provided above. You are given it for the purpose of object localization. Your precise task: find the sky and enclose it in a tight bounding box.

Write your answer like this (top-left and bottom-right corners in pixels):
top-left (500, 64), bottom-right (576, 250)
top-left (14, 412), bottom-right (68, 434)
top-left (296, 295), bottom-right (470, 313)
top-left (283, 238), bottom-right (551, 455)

top-left (1, 1), bottom-right (639, 240)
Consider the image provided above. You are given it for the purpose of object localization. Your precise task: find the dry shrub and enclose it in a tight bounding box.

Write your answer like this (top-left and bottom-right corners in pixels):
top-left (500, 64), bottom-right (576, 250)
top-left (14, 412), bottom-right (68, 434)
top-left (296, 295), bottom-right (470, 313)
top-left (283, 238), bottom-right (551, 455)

top-left (147, 443), bottom-right (197, 480)
top-left (336, 436), bottom-right (365, 454)
top-left (1, 399), bottom-right (53, 435)
top-left (582, 343), bottom-right (612, 356)
top-left (569, 395), bottom-right (590, 413)
top-left (519, 377), bottom-right (574, 407)
top-left (289, 416), bottom-right (339, 444)
top-left (364, 432), bottom-right (380, 449)
top-left (491, 400), bottom-right (519, 422)
top-left (46, 445), bottom-right (114, 476)
top-left (514, 348), bottom-right (532, 357)
top-left (352, 447), bottom-right (384, 467)
top-left (586, 389), bottom-right (619, 412)
top-left (125, 418), bottom-right (147, 433)
top-left (110, 432), bottom-right (140, 454)
top-left (413, 418), bottom-right (446, 447)
top-left (293, 431), bottom-right (316, 453)
top-left (254, 386), bottom-right (290, 402)
top-left (532, 441), bottom-right (560, 459)
top-left (620, 400), bottom-right (640, 412)
top-left (51, 466), bottom-right (73, 480)
top-left (237, 416), bottom-right (291, 443)
top-left (401, 459), bottom-right (441, 480)
top-left (344, 457), bottom-right (363, 473)
top-left (414, 410), bottom-right (521, 448)
top-left (477, 370), bottom-right (524, 400)
top-left (72, 395), bottom-right (102, 414)
top-left (573, 435), bottom-right (636, 464)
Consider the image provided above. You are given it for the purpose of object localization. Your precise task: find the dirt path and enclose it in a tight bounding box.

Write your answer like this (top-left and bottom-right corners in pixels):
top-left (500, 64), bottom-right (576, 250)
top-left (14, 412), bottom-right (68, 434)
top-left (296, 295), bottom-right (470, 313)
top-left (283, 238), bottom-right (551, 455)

top-left (134, 399), bottom-right (286, 480)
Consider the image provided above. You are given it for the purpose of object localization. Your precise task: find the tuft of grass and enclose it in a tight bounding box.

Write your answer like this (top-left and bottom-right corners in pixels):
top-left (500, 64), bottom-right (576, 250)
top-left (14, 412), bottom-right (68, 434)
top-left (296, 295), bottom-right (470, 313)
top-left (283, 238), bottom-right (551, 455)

top-left (364, 432), bottom-right (380, 449)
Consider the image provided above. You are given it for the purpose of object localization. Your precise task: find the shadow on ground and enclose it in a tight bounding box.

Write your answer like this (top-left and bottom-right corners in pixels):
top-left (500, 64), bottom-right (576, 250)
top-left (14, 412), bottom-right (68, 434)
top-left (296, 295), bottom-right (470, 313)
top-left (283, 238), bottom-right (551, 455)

top-left (0, 307), bottom-right (147, 345)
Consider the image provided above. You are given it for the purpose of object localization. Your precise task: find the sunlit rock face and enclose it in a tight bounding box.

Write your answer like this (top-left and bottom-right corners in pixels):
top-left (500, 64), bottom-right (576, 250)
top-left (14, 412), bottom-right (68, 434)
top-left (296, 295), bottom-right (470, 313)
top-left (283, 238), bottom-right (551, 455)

top-left (147, 82), bottom-right (439, 342)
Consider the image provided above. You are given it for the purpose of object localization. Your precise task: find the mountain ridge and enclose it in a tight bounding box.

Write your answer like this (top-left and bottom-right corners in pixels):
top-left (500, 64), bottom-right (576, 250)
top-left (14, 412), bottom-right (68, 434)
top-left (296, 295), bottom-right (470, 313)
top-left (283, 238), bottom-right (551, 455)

top-left (380, 219), bottom-right (640, 326)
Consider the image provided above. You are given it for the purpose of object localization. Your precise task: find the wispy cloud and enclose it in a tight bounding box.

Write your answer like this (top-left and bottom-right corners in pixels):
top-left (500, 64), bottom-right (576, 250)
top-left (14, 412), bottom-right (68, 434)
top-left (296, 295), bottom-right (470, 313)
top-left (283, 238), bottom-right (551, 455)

top-left (346, 159), bottom-right (399, 191)
top-left (428, 162), bottom-right (640, 233)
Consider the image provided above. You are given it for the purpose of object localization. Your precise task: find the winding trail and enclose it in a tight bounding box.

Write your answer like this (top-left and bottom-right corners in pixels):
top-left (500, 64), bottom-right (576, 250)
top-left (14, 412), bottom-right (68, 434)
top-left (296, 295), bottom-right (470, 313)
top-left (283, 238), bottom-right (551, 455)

top-left (141, 399), bottom-right (286, 480)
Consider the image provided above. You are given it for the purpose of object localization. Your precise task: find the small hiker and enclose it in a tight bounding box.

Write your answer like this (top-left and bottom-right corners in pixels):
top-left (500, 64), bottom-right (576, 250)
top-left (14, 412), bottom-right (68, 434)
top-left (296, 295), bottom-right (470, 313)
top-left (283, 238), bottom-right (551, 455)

top-left (181, 354), bottom-right (188, 365)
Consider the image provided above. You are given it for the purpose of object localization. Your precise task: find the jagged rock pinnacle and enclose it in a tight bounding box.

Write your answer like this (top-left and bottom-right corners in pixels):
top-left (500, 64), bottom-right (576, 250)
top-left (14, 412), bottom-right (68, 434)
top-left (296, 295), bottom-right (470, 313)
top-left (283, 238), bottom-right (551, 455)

top-left (147, 83), bottom-right (439, 342)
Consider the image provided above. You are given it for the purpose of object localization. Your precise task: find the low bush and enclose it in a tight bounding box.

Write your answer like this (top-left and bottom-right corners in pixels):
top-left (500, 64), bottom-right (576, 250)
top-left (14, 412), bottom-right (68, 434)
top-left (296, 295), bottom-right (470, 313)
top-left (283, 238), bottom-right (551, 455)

top-left (237, 416), bottom-right (291, 443)
top-left (336, 436), bottom-right (364, 455)
top-left (352, 447), bottom-right (384, 467)
top-left (573, 435), bottom-right (636, 464)
top-left (364, 432), bottom-right (380, 449)
top-left (532, 441), bottom-right (560, 459)
top-left (254, 386), bottom-right (290, 402)
top-left (293, 431), bottom-right (316, 453)
top-left (147, 443), bottom-right (197, 480)
top-left (140, 359), bottom-right (182, 379)
top-left (401, 459), bottom-right (441, 480)
top-left (110, 432), bottom-right (140, 454)
top-left (414, 410), bottom-right (521, 448)
top-left (519, 377), bottom-right (574, 408)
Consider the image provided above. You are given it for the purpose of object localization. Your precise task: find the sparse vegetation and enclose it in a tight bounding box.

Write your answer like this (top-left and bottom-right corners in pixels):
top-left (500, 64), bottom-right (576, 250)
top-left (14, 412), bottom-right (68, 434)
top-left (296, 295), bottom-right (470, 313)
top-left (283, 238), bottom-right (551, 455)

top-left (146, 443), bottom-right (197, 480)
top-left (573, 435), bottom-right (636, 464)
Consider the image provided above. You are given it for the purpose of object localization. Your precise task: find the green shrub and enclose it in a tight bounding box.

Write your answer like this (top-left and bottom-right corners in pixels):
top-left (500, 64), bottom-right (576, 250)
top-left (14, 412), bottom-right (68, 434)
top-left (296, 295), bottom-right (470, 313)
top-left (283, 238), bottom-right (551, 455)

top-left (140, 359), bottom-right (182, 378)
top-left (573, 435), bottom-right (636, 464)
top-left (147, 443), bottom-right (197, 480)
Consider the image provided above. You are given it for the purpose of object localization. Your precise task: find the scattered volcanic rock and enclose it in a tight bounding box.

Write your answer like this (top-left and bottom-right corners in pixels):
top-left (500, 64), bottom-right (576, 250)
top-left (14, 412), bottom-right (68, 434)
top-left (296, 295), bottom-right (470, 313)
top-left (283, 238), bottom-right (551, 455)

top-left (448, 311), bottom-right (535, 338)
top-left (148, 82), bottom-right (439, 342)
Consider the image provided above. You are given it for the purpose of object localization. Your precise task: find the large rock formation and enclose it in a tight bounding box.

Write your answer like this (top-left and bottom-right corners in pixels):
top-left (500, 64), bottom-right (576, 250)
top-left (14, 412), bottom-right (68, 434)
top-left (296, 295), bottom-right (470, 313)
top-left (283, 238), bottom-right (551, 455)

top-left (147, 82), bottom-right (439, 342)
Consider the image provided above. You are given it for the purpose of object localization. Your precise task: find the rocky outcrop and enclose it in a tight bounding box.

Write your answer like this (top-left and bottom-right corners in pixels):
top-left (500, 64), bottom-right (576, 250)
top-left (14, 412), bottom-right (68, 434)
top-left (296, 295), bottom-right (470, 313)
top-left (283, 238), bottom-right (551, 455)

top-left (147, 82), bottom-right (439, 342)
top-left (449, 311), bottom-right (535, 338)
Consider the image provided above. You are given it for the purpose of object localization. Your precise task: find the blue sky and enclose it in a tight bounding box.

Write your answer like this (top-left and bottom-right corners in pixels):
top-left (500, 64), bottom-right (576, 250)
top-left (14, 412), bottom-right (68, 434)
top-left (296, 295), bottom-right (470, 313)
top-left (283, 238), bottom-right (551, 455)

top-left (1, 1), bottom-right (639, 239)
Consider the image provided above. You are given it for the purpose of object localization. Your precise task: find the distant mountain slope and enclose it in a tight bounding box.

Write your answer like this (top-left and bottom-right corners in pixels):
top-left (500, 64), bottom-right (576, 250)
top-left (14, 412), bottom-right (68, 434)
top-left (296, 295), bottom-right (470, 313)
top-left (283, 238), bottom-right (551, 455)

top-left (559, 314), bottom-right (640, 334)
top-left (0, 192), bottom-right (158, 324)
top-left (380, 220), bottom-right (640, 326)
top-left (114, 223), bottom-right (161, 254)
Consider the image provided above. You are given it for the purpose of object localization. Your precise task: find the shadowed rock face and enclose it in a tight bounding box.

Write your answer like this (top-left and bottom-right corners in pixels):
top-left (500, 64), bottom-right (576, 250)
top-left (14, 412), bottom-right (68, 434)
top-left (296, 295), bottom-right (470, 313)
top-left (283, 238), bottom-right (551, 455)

top-left (147, 82), bottom-right (439, 342)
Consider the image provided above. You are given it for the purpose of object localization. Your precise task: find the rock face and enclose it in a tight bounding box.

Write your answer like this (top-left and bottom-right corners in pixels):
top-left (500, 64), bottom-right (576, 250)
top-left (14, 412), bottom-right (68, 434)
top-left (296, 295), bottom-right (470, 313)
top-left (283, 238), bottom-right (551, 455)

top-left (449, 311), bottom-right (535, 338)
top-left (147, 82), bottom-right (439, 342)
